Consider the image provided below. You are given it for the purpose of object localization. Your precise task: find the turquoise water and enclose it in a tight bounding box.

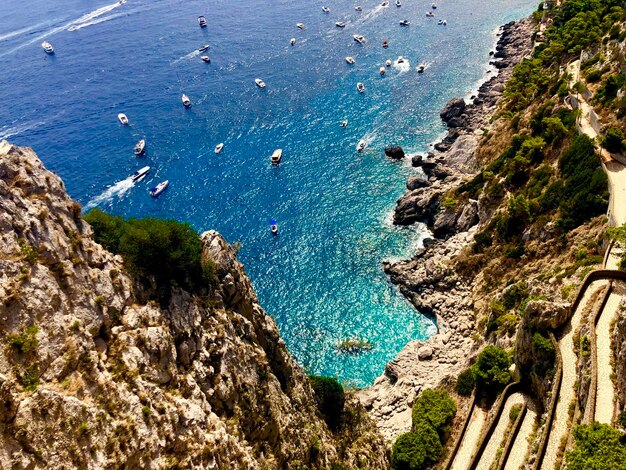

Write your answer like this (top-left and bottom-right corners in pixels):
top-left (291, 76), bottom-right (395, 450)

top-left (0, 0), bottom-right (535, 386)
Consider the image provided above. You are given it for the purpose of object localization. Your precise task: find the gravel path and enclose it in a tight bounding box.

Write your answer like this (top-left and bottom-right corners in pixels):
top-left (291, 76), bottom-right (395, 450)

top-left (595, 285), bottom-right (624, 424)
top-left (541, 281), bottom-right (607, 470)
top-left (475, 393), bottom-right (525, 470)
top-left (605, 160), bottom-right (626, 227)
top-left (451, 407), bottom-right (488, 470)
top-left (504, 398), bottom-right (538, 470)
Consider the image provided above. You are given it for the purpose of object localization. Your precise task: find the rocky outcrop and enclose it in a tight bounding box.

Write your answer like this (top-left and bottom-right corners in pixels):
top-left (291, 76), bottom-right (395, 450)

top-left (440, 98), bottom-right (466, 123)
top-left (0, 142), bottom-right (388, 469)
top-left (384, 146), bottom-right (405, 160)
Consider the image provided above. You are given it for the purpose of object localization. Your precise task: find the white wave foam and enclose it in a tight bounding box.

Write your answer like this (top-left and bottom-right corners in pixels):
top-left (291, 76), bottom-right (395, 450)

top-left (393, 57), bottom-right (410, 73)
top-left (172, 49), bottom-right (200, 64)
top-left (68, 11), bottom-right (126, 31)
top-left (68, 0), bottom-right (126, 30)
top-left (0, 21), bottom-right (57, 42)
top-left (84, 176), bottom-right (134, 210)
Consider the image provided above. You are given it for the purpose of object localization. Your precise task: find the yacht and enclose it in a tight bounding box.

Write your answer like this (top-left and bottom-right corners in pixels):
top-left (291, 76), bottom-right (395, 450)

top-left (357, 82), bottom-right (365, 93)
top-left (386, 59), bottom-right (392, 67)
top-left (418, 63), bottom-right (426, 73)
top-left (341, 120), bottom-right (348, 127)
top-left (353, 34), bottom-right (366, 44)
top-left (182, 94), bottom-right (191, 108)
top-left (134, 139), bottom-right (146, 156)
top-left (198, 45), bottom-right (209, 52)
top-left (41, 41), bottom-right (54, 54)
top-left (198, 16), bottom-right (207, 27)
top-left (271, 149), bottom-right (283, 164)
top-left (335, 22), bottom-right (347, 28)
top-left (379, 67), bottom-right (386, 75)
top-left (290, 38), bottom-right (296, 45)
top-left (383, 40), bottom-right (389, 48)
top-left (131, 166), bottom-right (150, 182)
top-left (269, 219), bottom-right (278, 235)
top-left (396, 0), bottom-right (401, 6)
top-left (296, 23), bottom-right (305, 29)
top-left (355, 6), bottom-right (363, 11)
top-left (432, 3), bottom-right (437, 9)
top-left (381, 1), bottom-right (389, 6)
top-left (322, 6), bottom-right (330, 13)
top-left (345, 56), bottom-right (355, 64)
top-left (255, 78), bottom-right (266, 88)
top-left (215, 143), bottom-right (224, 154)
top-left (201, 55), bottom-right (211, 63)
top-left (356, 140), bottom-right (367, 152)
top-left (118, 113), bottom-right (129, 125)
top-left (426, 11), bottom-right (435, 17)
top-left (150, 180), bottom-right (169, 198)
top-left (399, 19), bottom-right (410, 26)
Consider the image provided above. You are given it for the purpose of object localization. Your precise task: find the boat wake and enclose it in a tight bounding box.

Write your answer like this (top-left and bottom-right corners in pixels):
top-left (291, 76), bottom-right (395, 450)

top-left (67, 0), bottom-right (126, 31)
top-left (0, 21), bottom-right (57, 43)
top-left (84, 176), bottom-right (135, 210)
top-left (393, 58), bottom-right (410, 73)
top-left (360, 4), bottom-right (387, 24)
top-left (172, 49), bottom-right (200, 64)
top-left (68, 11), bottom-right (126, 31)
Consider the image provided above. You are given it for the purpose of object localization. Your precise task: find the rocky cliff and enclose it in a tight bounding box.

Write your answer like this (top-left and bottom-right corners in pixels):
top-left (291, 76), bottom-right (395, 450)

top-left (0, 141), bottom-right (388, 469)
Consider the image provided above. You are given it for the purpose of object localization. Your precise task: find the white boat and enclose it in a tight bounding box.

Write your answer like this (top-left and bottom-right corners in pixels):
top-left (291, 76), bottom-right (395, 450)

top-left (271, 149), bottom-right (283, 164)
top-left (345, 56), bottom-right (355, 64)
top-left (396, 0), bottom-right (401, 6)
top-left (418, 63), bottom-right (426, 73)
top-left (134, 139), bottom-right (146, 156)
top-left (201, 55), bottom-right (211, 63)
top-left (290, 38), bottom-right (296, 45)
top-left (426, 11), bottom-right (435, 17)
top-left (399, 19), bottom-right (410, 26)
top-left (355, 6), bottom-right (363, 11)
top-left (341, 120), bottom-right (348, 127)
top-left (438, 19), bottom-right (447, 25)
top-left (118, 113), bottom-right (129, 125)
top-left (41, 41), bottom-right (54, 54)
top-left (270, 222), bottom-right (278, 235)
top-left (379, 67), bottom-right (386, 75)
top-left (386, 59), bottom-right (392, 67)
top-left (357, 82), bottom-right (365, 93)
top-left (215, 143), bottom-right (224, 154)
top-left (356, 140), bottom-right (367, 152)
top-left (150, 180), bottom-right (169, 197)
top-left (198, 44), bottom-right (209, 52)
top-left (381, 1), bottom-right (389, 6)
top-left (335, 22), bottom-right (347, 28)
top-left (131, 166), bottom-right (150, 182)
top-left (198, 16), bottom-right (207, 27)
top-left (353, 34), bottom-right (366, 44)
top-left (322, 6), bottom-right (330, 13)
top-left (296, 23), bottom-right (305, 29)
top-left (182, 94), bottom-right (191, 108)
top-left (432, 3), bottom-right (437, 9)
top-left (255, 78), bottom-right (266, 88)
top-left (397, 56), bottom-right (405, 64)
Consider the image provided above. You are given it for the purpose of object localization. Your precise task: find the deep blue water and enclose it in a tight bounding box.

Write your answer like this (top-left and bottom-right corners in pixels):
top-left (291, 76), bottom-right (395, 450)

top-left (0, 0), bottom-right (535, 386)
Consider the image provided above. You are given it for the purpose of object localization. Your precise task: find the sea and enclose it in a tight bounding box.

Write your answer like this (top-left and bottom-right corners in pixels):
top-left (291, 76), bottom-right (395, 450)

top-left (0, 0), bottom-right (536, 387)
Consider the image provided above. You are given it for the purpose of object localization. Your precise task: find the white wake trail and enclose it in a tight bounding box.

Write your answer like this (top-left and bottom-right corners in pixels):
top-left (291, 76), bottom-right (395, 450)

top-left (84, 177), bottom-right (135, 210)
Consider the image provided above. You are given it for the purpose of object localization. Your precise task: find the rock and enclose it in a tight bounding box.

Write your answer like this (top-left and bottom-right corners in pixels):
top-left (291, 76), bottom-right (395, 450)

top-left (455, 199), bottom-right (479, 232)
top-left (440, 98), bottom-right (466, 123)
top-left (524, 300), bottom-right (571, 330)
top-left (407, 175), bottom-right (430, 190)
top-left (418, 346), bottom-right (434, 360)
top-left (394, 188), bottom-right (442, 226)
top-left (384, 146), bottom-right (405, 160)
top-left (411, 154), bottom-right (424, 167)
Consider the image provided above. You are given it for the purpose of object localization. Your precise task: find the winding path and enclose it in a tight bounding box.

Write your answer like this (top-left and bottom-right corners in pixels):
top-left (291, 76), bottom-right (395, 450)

top-left (450, 407), bottom-right (488, 470)
top-left (504, 399), bottom-right (538, 470)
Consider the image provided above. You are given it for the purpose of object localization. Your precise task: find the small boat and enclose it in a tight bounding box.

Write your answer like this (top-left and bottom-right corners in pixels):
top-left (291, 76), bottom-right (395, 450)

top-left (383, 40), bottom-right (389, 48)
top-left (150, 180), bottom-right (169, 197)
top-left (296, 23), bottom-right (305, 29)
top-left (386, 59), bottom-right (392, 67)
top-left (271, 149), bottom-right (283, 164)
top-left (198, 16), bottom-right (207, 27)
top-left (397, 56), bottom-right (405, 64)
top-left (426, 11), bottom-right (435, 17)
top-left (396, 0), bottom-right (401, 6)
top-left (131, 166), bottom-right (150, 182)
top-left (355, 6), bottom-right (363, 11)
top-left (41, 41), bottom-right (54, 54)
top-left (290, 38), bottom-right (296, 45)
top-left (269, 219), bottom-right (278, 235)
top-left (118, 113), bottom-right (129, 125)
top-left (198, 44), bottom-right (209, 52)
top-left (399, 19), bottom-right (410, 26)
top-left (134, 139), bottom-right (146, 156)
top-left (356, 140), bottom-right (367, 152)
top-left (381, 1), bottom-right (389, 6)
top-left (345, 56), bottom-right (355, 64)
top-left (335, 22), bottom-right (347, 28)
top-left (353, 34), bottom-right (366, 44)
top-left (438, 19), bottom-right (447, 25)
top-left (201, 55), bottom-right (211, 63)
top-left (341, 120), bottom-right (348, 127)
top-left (432, 3), bottom-right (437, 9)
top-left (418, 63), bottom-right (426, 73)
top-left (182, 94), bottom-right (191, 108)
top-left (357, 82), bottom-right (365, 93)
top-left (255, 78), bottom-right (266, 88)
top-left (379, 67), bottom-right (386, 75)
top-left (215, 143), bottom-right (224, 154)
top-left (322, 6), bottom-right (330, 13)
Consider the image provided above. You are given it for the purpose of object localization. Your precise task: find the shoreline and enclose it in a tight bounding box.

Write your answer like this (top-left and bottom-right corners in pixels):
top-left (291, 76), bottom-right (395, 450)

top-left (357, 16), bottom-right (536, 441)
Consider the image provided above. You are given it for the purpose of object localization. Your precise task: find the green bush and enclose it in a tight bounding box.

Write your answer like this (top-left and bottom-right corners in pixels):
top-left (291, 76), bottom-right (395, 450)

top-left (456, 368), bottom-right (476, 396)
top-left (309, 375), bottom-right (345, 430)
top-left (603, 127), bottom-right (625, 153)
top-left (391, 426), bottom-right (442, 470)
top-left (474, 346), bottom-right (512, 392)
top-left (84, 209), bottom-right (216, 303)
top-left (9, 324), bottom-right (40, 355)
top-left (411, 389), bottom-right (456, 439)
top-left (566, 423), bottom-right (626, 469)
top-left (532, 332), bottom-right (555, 356)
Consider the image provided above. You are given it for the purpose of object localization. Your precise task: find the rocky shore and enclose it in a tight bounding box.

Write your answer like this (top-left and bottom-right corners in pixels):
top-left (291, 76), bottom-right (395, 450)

top-left (357, 17), bottom-right (536, 440)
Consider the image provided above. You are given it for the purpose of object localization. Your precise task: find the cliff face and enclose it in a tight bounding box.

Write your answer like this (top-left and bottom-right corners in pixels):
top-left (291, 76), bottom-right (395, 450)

top-left (0, 141), bottom-right (388, 469)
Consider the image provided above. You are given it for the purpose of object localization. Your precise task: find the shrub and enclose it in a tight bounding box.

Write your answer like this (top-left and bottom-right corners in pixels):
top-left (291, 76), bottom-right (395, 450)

top-left (456, 368), bottom-right (476, 396)
top-left (9, 324), bottom-right (40, 355)
top-left (603, 127), bottom-right (625, 153)
top-left (566, 423), bottom-right (626, 469)
top-left (532, 332), bottom-right (555, 356)
top-left (391, 425), bottom-right (443, 470)
top-left (309, 375), bottom-right (345, 430)
top-left (619, 411), bottom-right (626, 430)
top-left (474, 346), bottom-right (512, 392)
top-left (411, 389), bottom-right (456, 439)
top-left (541, 117), bottom-right (568, 143)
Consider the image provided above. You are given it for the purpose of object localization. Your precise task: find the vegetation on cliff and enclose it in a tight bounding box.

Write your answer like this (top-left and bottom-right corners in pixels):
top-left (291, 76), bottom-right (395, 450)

top-left (566, 423), bottom-right (626, 469)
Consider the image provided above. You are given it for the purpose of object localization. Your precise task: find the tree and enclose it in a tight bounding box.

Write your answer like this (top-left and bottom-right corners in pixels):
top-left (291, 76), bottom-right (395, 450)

top-left (474, 346), bottom-right (512, 392)
top-left (308, 375), bottom-right (345, 430)
top-left (391, 425), bottom-right (443, 470)
top-left (412, 389), bottom-right (456, 439)
top-left (566, 423), bottom-right (626, 469)
top-left (456, 368), bottom-right (476, 396)
top-left (603, 127), bottom-right (625, 153)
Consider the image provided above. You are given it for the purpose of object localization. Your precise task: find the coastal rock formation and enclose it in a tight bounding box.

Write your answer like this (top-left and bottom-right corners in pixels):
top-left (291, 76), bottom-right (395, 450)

top-left (440, 98), bottom-right (466, 123)
top-left (0, 142), bottom-right (388, 469)
top-left (384, 146), bottom-right (405, 160)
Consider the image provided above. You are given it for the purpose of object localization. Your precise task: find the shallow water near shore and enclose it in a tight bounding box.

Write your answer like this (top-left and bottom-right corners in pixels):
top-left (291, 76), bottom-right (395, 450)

top-left (0, 0), bottom-right (535, 386)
